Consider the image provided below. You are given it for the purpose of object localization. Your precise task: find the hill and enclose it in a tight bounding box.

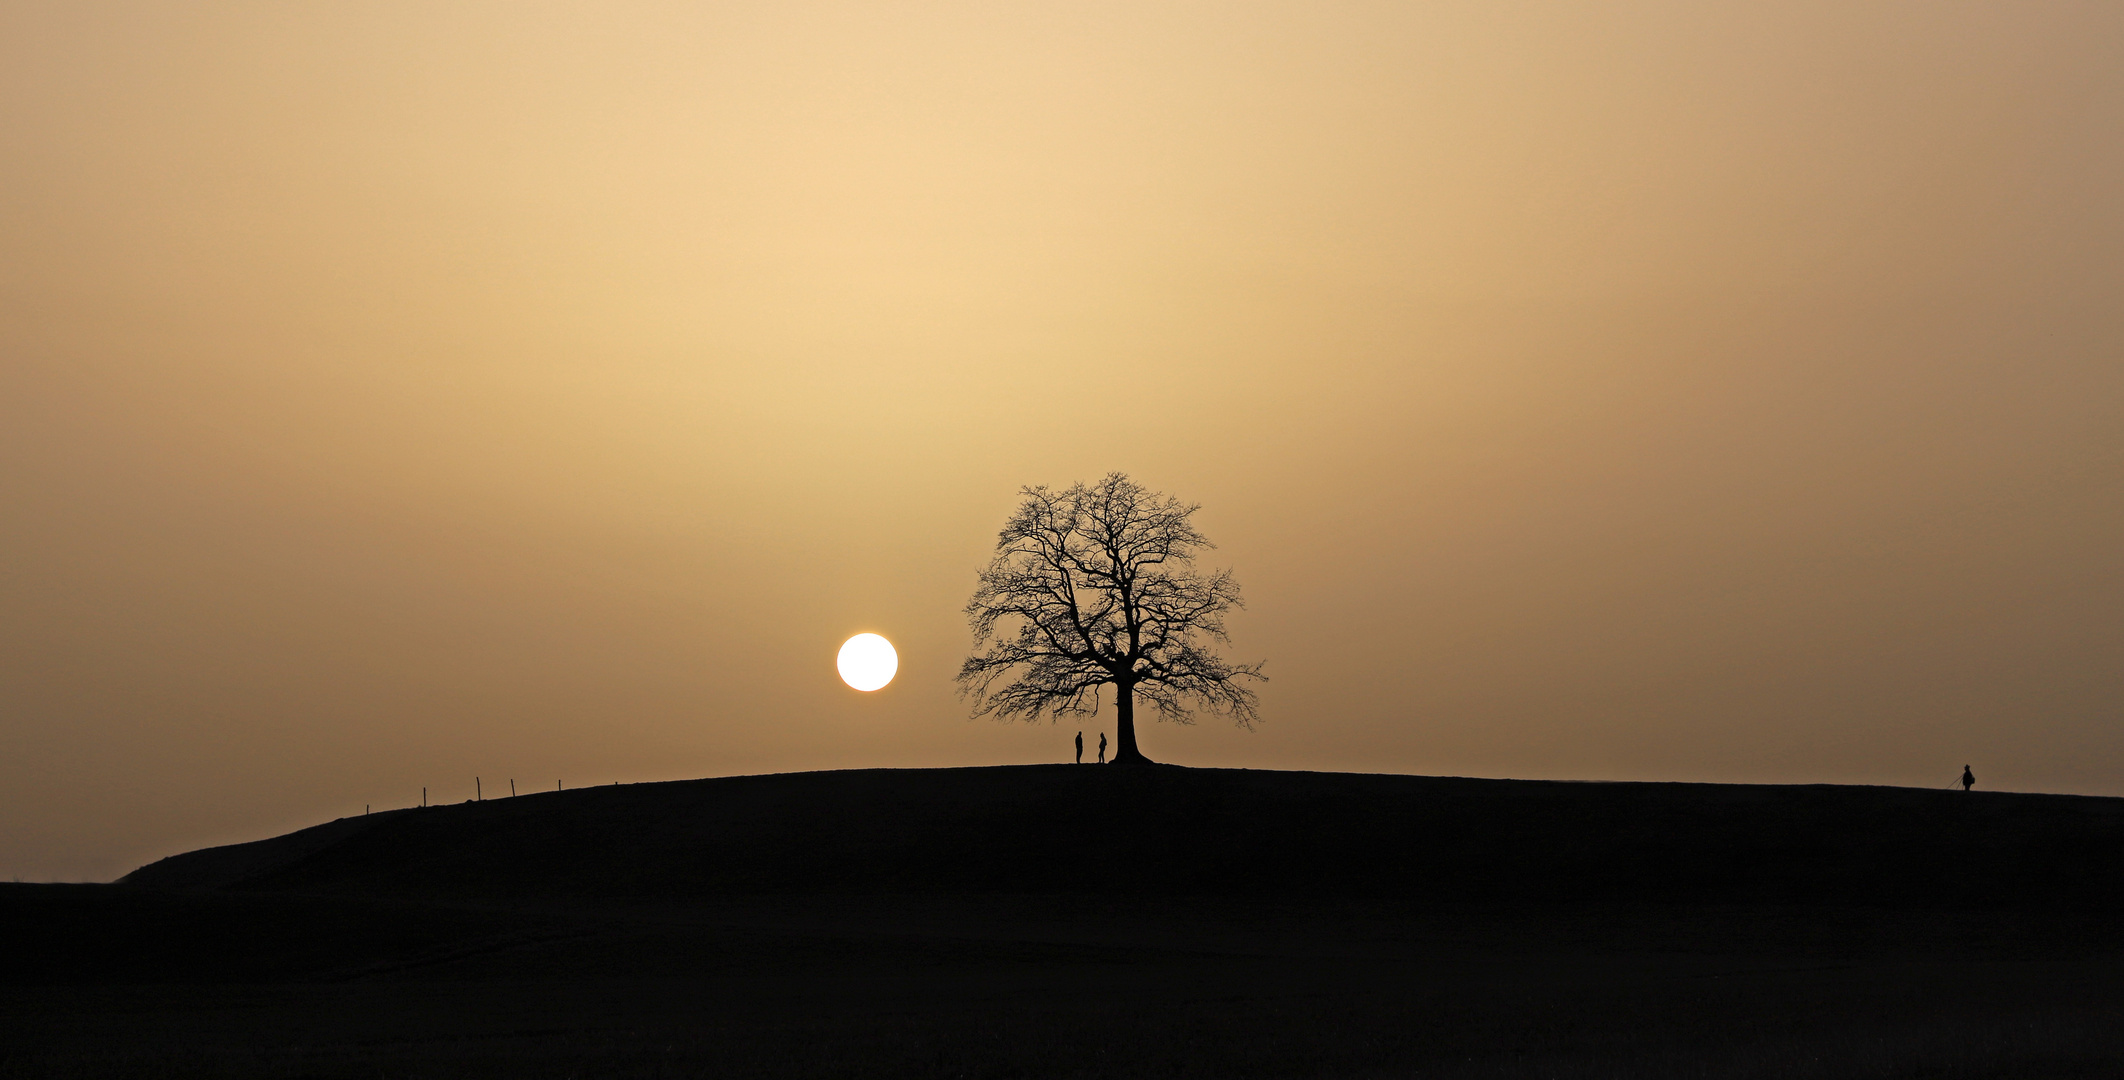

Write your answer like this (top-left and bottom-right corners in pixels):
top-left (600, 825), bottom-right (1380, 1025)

top-left (124, 765), bottom-right (2124, 909)
top-left (12, 766), bottom-right (2120, 1078)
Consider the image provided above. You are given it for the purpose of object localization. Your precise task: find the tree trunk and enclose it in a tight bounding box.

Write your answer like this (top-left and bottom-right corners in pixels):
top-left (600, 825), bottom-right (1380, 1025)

top-left (1111, 680), bottom-right (1155, 765)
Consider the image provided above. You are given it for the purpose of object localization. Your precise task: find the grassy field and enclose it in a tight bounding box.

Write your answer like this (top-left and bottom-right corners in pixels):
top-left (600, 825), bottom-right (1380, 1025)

top-left (8, 766), bottom-right (2123, 1078)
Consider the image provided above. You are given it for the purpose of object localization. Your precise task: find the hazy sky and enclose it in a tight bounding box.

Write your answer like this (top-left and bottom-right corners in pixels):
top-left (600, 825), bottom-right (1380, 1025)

top-left (4, 1), bottom-right (2121, 881)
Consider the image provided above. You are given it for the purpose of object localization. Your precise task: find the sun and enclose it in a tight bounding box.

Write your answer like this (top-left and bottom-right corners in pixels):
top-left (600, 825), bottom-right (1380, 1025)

top-left (836, 633), bottom-right (898, 692)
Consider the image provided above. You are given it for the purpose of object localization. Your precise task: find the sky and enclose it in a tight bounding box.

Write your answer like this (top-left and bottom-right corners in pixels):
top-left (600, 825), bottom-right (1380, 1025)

top-left (3, 1), bottom-right (2121, 881)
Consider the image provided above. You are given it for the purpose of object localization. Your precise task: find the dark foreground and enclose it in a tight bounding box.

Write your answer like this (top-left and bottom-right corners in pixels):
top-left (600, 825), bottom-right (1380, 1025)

top-left (8, 766), bottom-right (2124, 1078)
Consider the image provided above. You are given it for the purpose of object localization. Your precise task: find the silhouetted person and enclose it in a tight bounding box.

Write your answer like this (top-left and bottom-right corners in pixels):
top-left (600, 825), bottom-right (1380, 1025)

top-left (1098, 732), bottom-right (1107, 764)
top-left (1075, 731), bottom-right (1083, 764)
top-left (1961, 765), bottom-right (1975, 791)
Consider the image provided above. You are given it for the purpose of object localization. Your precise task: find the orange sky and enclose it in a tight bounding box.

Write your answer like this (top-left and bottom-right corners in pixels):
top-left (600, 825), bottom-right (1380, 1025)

top-left (4, 2), bottom-right (2121, 881)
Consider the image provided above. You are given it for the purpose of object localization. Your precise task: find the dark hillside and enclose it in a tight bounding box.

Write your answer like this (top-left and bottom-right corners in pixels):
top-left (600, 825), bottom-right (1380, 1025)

top-left (124, 766), bottom-right (2124, 910)
top-left (16, 768), bottom-right (2123, 1078)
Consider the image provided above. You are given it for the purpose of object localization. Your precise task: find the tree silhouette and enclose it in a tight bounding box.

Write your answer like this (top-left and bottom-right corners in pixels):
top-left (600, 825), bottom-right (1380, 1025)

top-left (958, 473), bottom-right (1265, 764)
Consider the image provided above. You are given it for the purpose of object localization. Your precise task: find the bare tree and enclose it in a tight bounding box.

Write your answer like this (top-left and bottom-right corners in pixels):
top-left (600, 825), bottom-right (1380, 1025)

top-left (958, 473), bottom-right (1265, 764)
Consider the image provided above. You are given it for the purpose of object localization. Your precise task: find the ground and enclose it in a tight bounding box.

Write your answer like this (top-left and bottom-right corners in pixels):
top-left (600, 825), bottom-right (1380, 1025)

top-left (6, 766), bottom-right (2122, 1078)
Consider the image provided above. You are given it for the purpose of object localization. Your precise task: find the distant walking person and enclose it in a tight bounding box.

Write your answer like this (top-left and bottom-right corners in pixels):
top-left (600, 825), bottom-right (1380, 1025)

top-left (1075, 731), bottom-right (1083, 764)
top-left (1098, 733), bottom-right (1107, 764)
top-left (1961, 765), bottom-right (1976, 791)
